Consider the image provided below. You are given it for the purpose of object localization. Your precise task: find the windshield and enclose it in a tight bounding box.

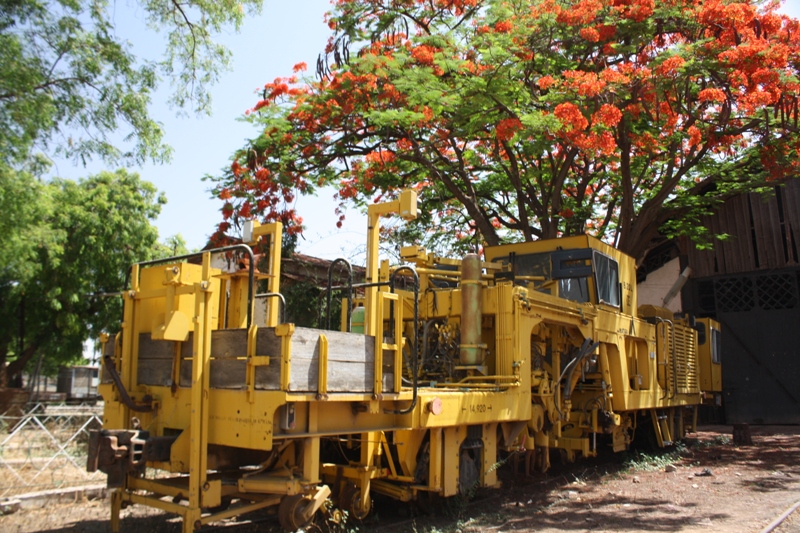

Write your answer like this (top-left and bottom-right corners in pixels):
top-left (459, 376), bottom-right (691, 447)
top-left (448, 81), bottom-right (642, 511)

top-left (493, 248), bottom-right (621, 307)
top-left (495, 251), bottom-right (591, 304)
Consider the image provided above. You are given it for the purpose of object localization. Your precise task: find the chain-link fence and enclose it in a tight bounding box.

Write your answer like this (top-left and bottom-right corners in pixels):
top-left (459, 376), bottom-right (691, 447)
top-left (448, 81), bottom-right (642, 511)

top-left (0, 403), bottom-right (105, 498)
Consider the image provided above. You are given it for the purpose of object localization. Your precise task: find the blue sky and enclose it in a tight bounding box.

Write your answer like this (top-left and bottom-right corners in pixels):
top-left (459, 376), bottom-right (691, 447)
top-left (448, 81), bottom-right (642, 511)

top-left (54, 0), bottom-right (800, 266)
top-left (54, 1), bottom-right (369, 261)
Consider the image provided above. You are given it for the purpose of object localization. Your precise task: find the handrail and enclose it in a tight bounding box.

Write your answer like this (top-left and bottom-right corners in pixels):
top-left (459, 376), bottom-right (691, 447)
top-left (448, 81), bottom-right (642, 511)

top-left (325, 258), bottom-right (353, 331)
top-left (255, 292), bottom-right (286, 324)
top-left (385, 266), bottom-right (420, 415)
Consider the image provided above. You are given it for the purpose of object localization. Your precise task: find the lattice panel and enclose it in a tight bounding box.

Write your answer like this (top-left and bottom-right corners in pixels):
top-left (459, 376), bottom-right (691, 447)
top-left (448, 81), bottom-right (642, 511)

top-left (714, 277), bottom-right (755, 313)
top-left (756, 273), bottom-right (798, 310)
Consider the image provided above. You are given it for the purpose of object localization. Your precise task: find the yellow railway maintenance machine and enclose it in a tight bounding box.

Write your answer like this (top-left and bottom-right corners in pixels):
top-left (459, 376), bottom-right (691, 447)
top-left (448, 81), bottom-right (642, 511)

top-left (88, 191), bottom-right (722, 532)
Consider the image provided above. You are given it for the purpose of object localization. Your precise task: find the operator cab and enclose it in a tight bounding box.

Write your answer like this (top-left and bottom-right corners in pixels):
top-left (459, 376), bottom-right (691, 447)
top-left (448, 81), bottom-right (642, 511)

top-left (485, 235), bottom-right (637, 316)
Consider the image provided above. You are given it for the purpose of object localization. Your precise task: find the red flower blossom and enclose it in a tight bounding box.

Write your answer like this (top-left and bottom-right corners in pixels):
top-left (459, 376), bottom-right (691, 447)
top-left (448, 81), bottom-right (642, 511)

top-left (495, 20), bottom-right (513, 33)
top-left (496, 117), bottom-right (523, 142)
top-left (580, 27), bottom-right (600, 42)
top-left (593, 104), bottom-right (623, 128)
top-left (555, 102), bottom-right (589, 131)
top-left (687, 125), bottom-right (702, 148)
top-left (538, 75), bottom-right (556, 90)
top-left (657, 56), bottom-right (685, 76)
top-left (412, 45), bottom-right (436, 65)
top-left (698, 88), bottom-right (726, 103)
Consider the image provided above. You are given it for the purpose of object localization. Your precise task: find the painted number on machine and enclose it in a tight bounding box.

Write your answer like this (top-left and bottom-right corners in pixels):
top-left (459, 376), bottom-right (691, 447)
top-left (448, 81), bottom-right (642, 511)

top-left (470, 404), bottom-right (489, 413)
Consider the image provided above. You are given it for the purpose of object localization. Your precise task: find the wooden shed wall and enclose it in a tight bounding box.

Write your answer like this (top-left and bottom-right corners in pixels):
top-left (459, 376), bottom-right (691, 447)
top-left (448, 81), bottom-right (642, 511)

top-left (687, 179), bottom-right (800, 277)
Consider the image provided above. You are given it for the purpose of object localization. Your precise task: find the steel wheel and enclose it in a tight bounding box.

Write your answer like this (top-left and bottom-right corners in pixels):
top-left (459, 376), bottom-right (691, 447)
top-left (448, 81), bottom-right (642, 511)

top-left (278, 494), bottom-right (313, 532)
top-left (339, 483), bottom-right (371, 520)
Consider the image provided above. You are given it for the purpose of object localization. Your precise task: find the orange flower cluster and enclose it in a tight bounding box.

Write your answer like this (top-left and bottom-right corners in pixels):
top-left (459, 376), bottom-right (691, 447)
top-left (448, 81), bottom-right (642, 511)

top-left (554, 102), bottom-right (589, 132)
top-left (562, 70), bottom-right (607, 97)
top-left (572, 131), bottom-right (617, 155)
top-left (612, 0), bottom-right (654, 23)
top-left (397, 138), bottom-right (414, 151)
top-left (656, 56), bottom-right (686, 76)
top-left (537, 75), bottom-right (556, 90)
top-left (412, 45), bottom-right (437, 65)
top-left (579, 27), bottom-right (600, 42)
top-left (496, 117), bottom-right (523, 142)
top-left (556, 0), bottom-right (603, 26)
top-left (494, 20), bottom-right (513, 33)
top-left (686, 125), bottom-right (702, 148)
top-left (365, 149), bottom-right (397, 165)
top-left (698, 88), bottom-right (727, 103)
top-left (592, 104), bottom-right (623, 128)
top-left (599, 67), bottom-right (630, 84)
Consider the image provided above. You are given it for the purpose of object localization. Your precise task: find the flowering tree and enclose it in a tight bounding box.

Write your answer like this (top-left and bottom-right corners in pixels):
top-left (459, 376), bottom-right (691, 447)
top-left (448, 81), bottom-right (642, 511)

top-left (211, 0), bottom-right (800, 262)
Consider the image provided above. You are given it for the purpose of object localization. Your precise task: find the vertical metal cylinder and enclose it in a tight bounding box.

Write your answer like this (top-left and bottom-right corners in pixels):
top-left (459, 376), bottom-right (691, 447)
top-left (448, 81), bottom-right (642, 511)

top-left (460, 253), bottom-right (483, 366)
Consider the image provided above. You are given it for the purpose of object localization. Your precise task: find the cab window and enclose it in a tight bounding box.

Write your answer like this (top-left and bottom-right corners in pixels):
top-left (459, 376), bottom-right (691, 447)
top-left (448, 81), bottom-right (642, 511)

top-left (593, 252), bottom-right (620, 307)
top-left (711, 327), bottom-right (722, 364)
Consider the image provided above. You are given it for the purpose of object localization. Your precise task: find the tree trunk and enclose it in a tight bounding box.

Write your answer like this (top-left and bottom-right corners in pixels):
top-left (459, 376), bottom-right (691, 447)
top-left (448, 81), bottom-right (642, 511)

top-left (0, 345), bottom-right (7, 389)
top-left (5, 342), bottom-right (39, 389)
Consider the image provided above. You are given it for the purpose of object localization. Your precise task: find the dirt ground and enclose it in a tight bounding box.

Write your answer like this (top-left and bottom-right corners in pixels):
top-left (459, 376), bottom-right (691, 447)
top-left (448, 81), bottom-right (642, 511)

top-left (1, 425), bottom-right (798, 533)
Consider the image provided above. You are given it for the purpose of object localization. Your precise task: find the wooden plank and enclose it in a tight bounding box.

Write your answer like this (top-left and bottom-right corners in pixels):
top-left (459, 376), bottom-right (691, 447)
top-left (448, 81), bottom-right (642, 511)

top-left (732, 195), bottom-right (756, 272)
top-left (136, 334), bottom-right (175, 386)
top-left (721, 200), bottom-right (738, 274)
top-left (753, 189), bottom-right (783, 269)
top-left (287, 351), bottom-right (395, 392)
top-left (138, 359), bottom-right (173, 387)
top-left (291, 327), bottom-right (374, 364)
top-left (708, 210), bottom-right (721, 275)
top-left (138, 335), bottom-right (175, 359)
top-left (709, 209), bottom-right (725, 275)
top-left (751, 192), bottom-right (776, 269)
top-left (166, 327), bottom-right (389, 393)
top-left (281, 328), bottom-right (386, 392)
top-left (786, 180), bottom-right (800, 264)
top-left (697, 214), bottom-right (716, 277)
top-left (736, 195), bottom-right (752, 268)
top-left (767, 192), bottom-right (786, 267)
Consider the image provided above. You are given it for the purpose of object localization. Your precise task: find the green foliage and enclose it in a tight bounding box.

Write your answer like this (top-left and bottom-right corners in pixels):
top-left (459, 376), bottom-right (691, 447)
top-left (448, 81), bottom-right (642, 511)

top-left (622, 445), bottom-right (685, 473)
top-left (0, 163), bottom-right (56, 287)
top-left (0, 0), bottom-right (262, 168)
top-left (153, 233), bottom-right (193, 258)
top-left (0, 168), bottom-right (166, 383)
top-left (139, 0), bottom-right (262, 115)
top-left (281, 278), bottom-right (345, 331)
top-left (281, 280), bottom-right (323, 328)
